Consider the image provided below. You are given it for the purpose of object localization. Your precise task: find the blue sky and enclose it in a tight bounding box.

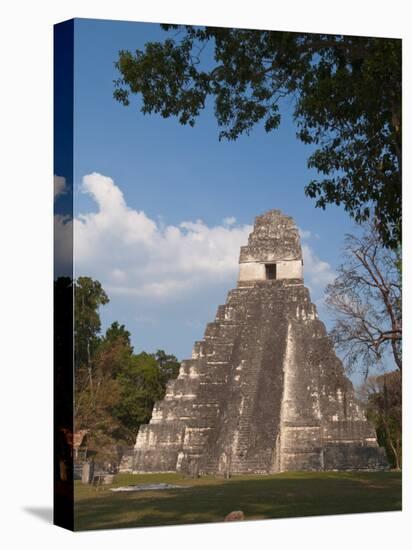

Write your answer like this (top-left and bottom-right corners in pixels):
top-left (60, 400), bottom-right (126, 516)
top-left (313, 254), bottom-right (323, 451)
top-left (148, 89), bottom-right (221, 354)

top-left (57, 18), bottom-right (375, 378)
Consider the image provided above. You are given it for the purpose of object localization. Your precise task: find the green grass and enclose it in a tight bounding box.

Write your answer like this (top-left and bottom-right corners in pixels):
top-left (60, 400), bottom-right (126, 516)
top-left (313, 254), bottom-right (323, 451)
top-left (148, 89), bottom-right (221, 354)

top-left (74, 471), bottom-right (401, 531)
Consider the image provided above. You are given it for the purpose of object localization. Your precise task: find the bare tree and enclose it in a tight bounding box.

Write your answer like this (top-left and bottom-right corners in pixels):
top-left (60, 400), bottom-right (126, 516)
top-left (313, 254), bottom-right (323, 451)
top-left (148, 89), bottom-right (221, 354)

top-left (326, 223), bottom-right (401, 378)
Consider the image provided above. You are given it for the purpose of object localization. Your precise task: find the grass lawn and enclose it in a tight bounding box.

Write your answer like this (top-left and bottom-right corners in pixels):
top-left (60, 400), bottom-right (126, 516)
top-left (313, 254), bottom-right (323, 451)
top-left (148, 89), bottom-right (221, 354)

top-left (74, 471), bottom-right (401, 531)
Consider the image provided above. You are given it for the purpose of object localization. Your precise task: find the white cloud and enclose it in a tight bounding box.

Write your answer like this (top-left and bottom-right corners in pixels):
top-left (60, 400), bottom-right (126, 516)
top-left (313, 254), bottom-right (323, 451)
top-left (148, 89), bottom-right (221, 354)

top-left (53, 172), bottom-right (336, 303)
top-left (299, 226), bottom-right (335, 296)
top-left (299, 227), bottom-right (320, 240)
top-left (54, 214), bottom-right (72, 265)
top-left (54, 175), bottom-right (73, 276)
top-left (54, 175), bottom-right (67, 200)
top-left (223, 216), bottom-right (236, 226)
top-left (302, 243), bottom-right (335, 289)
top-left (299, 227), bottom-right (312, 240)
top-left (73, 173), bottom-right (252, 300)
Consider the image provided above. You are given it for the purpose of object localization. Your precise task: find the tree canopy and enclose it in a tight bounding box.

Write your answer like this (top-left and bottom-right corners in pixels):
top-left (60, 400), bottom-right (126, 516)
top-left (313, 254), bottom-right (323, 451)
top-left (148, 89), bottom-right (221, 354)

top-left (114, 27), bottom-right (401, 248)
top-left (112, 352), bottom-right (166, 439)
top-left (74, 276), bottom-right (109, 374)
top-left (71, 276), bottom-right (181, 455)
top-left (359, 371), bottom-right (402, 469)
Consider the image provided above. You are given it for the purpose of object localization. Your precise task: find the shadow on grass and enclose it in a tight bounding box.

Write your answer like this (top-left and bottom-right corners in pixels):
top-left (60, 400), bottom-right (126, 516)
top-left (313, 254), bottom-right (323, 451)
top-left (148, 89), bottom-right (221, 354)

top-left (74, 471), bottom-right (402, 531)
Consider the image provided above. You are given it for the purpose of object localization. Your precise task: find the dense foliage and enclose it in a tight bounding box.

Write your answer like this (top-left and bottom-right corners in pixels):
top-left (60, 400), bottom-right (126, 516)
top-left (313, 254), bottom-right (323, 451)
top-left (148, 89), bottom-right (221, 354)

top-left (114, 27), bottom-right (401, 248)
top-left (360, 371), bottom-right (402, 469)
top-left (73, 277), bottom-right (180, 458)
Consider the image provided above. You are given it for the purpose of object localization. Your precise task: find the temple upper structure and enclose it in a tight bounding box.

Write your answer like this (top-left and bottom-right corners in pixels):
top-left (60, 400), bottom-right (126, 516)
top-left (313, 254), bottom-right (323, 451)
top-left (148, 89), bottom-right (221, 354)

top-left (238, 210), bottom-right (303, 282)
top-left (132, 210), bottom-right (388, 474)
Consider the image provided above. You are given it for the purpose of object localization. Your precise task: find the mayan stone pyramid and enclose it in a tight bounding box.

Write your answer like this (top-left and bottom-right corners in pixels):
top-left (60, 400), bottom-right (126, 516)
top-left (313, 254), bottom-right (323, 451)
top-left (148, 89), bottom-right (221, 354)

top-left (134, 210), bottom-right (388, 474)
